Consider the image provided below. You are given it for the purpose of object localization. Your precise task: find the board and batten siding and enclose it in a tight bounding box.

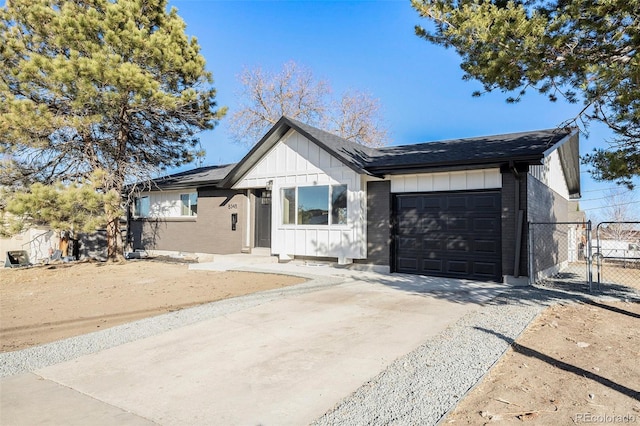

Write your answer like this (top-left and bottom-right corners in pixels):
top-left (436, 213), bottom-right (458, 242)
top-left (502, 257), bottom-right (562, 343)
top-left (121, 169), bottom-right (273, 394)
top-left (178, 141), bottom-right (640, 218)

top-left (390, 169), bottom-right (502, 193)
top-left (528, 149), bottom-right (570, 200)
top-left (233, 130), bottom-right (366, 260)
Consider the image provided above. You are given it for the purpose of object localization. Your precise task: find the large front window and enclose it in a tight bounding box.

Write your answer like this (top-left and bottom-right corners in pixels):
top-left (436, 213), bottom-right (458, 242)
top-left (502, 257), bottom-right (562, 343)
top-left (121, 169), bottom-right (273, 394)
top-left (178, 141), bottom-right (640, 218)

top-left (281, 185), bottom-right (347, 225)
top-left (180, 192), bottom-right (197, 216)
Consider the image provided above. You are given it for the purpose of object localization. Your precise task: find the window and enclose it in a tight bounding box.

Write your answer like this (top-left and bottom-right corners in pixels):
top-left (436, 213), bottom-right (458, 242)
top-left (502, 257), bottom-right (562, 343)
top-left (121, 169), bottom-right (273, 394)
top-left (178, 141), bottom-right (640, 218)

top-left (298, 186), bottom-right (329, 225)
top-left (180, 192), bottom-right (197, 216)
top-left (282, 188), bottom-right (296, 224)
top-left (331, 185), bottom-right (348, 225)
top-left (281, 185), bottom-right (348, 226)
top-left (134, 196), bottom-right (150, 217)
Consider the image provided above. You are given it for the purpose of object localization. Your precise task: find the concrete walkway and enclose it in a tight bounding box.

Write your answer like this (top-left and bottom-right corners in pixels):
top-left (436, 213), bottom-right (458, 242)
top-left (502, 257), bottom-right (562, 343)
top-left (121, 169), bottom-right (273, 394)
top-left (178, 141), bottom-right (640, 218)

top-left (1, 261), bottom-right (507, 425)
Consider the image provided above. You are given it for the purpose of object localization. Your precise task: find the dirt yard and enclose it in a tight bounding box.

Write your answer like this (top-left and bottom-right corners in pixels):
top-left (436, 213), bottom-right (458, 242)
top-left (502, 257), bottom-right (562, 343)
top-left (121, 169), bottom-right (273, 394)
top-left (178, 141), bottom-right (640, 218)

top-left (0, 260), bottom-right (305, 352)
top-left (2, 261), bottom-right (639, 423)
top-left (445, 301), bottom-right (640, 425)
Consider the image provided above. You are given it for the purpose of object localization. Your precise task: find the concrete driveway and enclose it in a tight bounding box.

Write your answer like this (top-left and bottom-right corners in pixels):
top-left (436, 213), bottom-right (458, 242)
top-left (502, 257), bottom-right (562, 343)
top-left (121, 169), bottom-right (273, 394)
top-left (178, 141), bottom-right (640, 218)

top-left (1, 265), bottom-right (506, 425)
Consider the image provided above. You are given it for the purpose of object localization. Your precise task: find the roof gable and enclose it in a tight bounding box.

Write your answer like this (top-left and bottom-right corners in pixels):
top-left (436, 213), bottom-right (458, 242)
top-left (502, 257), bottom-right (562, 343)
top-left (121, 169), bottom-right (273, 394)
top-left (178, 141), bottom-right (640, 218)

top-left (220, 116), bottom-right (378, 187)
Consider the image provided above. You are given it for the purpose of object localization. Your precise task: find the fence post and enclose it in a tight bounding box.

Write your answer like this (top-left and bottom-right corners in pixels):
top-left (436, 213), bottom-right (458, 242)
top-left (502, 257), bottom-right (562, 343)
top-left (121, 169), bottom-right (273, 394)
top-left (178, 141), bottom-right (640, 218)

top-left (586, 220), bottom-right (593, 292)
top-left (528, 222), bottom-right (534, 285)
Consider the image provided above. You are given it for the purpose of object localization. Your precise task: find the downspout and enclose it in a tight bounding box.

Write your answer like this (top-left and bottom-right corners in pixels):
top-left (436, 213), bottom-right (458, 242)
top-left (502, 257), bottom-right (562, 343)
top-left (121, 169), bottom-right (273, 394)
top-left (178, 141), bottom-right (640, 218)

top-left (510, 161), bottom-right (524, 278)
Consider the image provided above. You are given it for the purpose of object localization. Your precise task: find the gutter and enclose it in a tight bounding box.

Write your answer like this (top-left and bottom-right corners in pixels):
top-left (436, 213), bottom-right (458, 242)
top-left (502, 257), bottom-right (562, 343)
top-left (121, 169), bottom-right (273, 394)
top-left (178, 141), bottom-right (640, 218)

top-left (510, 161), bottom-right (525, 278)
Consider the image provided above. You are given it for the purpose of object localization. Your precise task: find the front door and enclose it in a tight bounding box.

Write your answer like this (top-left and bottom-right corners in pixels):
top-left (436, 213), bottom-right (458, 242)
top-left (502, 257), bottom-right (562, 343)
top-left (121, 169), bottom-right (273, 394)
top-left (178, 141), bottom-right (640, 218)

top-left (255, 189), bottom-right (272, 248)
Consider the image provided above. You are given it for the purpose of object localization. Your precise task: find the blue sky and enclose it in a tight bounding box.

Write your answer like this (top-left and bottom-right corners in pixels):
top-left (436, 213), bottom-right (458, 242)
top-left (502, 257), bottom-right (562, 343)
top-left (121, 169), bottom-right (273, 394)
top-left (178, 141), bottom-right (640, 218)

top-left (167, 0), bottom-right (638, 218)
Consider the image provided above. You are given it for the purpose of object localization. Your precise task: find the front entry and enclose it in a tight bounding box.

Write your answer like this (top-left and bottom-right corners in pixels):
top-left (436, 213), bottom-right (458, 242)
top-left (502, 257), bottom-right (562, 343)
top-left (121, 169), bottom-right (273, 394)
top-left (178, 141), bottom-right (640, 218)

top-left (254, 189), bottom-right (272, 248)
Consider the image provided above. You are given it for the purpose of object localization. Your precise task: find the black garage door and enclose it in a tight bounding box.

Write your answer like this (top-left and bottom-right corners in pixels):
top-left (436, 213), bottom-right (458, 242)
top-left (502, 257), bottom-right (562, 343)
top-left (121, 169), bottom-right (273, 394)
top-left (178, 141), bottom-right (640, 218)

top-left (394, 191), bottom-right (502, 282)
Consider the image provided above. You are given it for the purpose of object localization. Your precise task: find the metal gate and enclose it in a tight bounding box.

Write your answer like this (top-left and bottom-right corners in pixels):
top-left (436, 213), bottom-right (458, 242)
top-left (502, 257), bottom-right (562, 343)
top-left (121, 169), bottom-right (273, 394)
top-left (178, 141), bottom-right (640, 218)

top-left (593, 221), bottom-right (640, 290)
top-left (529, 221), bottom-right (593, 291)
top-left (529, 221), bottom-right (640, 292)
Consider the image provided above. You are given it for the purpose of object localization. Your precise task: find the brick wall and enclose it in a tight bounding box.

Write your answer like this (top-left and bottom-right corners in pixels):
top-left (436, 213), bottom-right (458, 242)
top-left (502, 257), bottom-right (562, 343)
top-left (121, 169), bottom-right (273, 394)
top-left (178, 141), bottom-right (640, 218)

top-left (501, 170), bottom-right (528, 277)
top-left (129, 188), bottom-right (246, 255)
top-left (354, 180), bottom-right (391, 266)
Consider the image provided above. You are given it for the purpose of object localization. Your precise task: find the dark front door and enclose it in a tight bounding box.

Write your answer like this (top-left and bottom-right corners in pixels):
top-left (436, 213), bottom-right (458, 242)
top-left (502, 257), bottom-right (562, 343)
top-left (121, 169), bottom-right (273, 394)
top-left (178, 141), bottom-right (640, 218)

top-left (255, 189), bottom-right (272, 248)
top-left (394, 190), bottom-right (502, 282)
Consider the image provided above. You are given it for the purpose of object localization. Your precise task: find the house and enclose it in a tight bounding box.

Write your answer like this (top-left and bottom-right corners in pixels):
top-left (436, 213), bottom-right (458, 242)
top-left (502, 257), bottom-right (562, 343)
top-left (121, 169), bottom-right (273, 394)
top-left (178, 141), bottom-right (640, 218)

top-left (129, 116), bottom-right (580, 284)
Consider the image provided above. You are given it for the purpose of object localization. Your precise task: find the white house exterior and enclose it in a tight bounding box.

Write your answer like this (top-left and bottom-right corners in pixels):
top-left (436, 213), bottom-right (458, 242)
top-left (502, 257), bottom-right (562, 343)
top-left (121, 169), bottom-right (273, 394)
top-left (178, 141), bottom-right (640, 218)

top-left (130, 116), bottom-right (582, 284)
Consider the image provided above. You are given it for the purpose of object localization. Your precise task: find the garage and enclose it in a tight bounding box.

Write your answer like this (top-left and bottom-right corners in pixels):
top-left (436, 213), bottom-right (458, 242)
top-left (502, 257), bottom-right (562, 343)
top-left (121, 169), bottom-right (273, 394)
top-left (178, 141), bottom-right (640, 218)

top-left (394, 191), bottom-right (502, 282)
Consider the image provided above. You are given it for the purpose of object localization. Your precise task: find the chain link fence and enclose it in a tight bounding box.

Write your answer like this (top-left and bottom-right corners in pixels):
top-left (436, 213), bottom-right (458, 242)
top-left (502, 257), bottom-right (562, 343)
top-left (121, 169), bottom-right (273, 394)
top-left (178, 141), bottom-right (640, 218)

top-left (529, 221), bottom-right (640, 293)
top-left (593, 222), bottom-right (640, 290)
top-left (529, 221), bottom-right (592, 291)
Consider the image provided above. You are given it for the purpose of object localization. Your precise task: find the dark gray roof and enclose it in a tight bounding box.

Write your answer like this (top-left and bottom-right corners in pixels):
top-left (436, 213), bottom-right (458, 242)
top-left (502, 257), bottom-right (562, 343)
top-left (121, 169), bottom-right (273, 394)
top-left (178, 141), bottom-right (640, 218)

top-left (366, 128), bottom-right (574, 174)
top-left (151, 118), bottom-right (578, 196)
top-left (149, 163), bottom-right (236, 190)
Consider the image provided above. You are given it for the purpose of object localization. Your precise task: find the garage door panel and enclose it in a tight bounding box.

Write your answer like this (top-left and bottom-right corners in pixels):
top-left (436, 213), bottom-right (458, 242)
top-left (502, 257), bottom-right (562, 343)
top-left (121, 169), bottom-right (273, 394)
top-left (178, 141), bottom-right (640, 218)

top-left (474, 217), bottom-right (499, 233)
top-left (395, 191), bottom-right (502, 282)
top-left (448, 217), bottom-right (469, 231)
top-left (397, 257), bottom-right (418, 271)
top-left (422, 197), bottom-right (444, 210)
top-left (420, 217), bottom-right (443, 232)
top-left (473, 194), bottom-right (500, 209)
top-left (474, 262), bottom-right (500, 277)
top-left (422, 259), bottom-right (443, 273)
top-left (447, 196), bottom-right (469, 209)
top-left (446, 237), bottom-right (469, 252)
top-left (446, 260), bottom-right (469, 274)
top-left (423, 238), bottom-right (444, 251)
top-left (474, 239), bottom-right (498, 254)
top-left (398, 237), bottom-right (418, 250)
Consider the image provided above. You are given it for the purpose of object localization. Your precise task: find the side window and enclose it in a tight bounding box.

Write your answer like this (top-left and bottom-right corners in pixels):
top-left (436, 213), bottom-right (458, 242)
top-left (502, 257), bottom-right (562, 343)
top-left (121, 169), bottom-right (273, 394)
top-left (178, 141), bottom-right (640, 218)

top-left (180, 192), bottom-right (197, 216)
top-left (331, 185), bottom-right (348, 225)
top-left (282, 188), bottom-right (296, 224)
top-left (135, 196), bottom-right (150, 217)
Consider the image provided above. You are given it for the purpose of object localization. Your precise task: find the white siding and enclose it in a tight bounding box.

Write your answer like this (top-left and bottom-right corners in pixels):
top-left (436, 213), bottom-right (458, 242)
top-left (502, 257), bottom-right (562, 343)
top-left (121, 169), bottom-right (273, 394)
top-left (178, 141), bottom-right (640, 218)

top-left (234, 130), bottom-right (366, 260)
top-left (390, 169), bottom-right (502, 193)
top-left (529, 150), bottom-right (570, 200)
top-left (139, 190), bottom-right (195, 218)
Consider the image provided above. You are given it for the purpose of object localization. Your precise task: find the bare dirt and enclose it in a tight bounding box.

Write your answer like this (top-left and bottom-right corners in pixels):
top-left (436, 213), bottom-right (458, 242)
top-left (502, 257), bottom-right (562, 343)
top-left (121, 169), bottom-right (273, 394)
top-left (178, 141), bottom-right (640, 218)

top-left (0, 260), bottom-right (305, 352)
top-left (2, 260), bottom-right (639, 423)
top-left (445, 301), bottom-right (640, 425)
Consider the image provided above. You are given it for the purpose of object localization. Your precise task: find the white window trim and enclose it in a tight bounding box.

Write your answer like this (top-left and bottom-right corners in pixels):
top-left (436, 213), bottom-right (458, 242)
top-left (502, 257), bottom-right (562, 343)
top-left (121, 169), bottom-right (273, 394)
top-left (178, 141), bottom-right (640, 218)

top-left (280, 185), bottom-right (348, 227)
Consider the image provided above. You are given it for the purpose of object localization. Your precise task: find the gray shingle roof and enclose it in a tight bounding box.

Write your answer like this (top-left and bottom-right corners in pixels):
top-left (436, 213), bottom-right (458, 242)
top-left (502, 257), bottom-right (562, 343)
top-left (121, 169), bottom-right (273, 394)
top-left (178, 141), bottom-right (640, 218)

top-left (366, 128), bottom-right (574, 174)
top-left (150, 118), bottom-right (577, 193)
top-left (149, 163), bottom-right (236, 190)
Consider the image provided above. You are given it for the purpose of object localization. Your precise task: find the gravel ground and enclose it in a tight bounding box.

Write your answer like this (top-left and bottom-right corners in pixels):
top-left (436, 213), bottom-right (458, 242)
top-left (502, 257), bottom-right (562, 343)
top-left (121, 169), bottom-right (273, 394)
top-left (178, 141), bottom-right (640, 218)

top-left (312, 284), bottom-right (640, 426)
top-left (3, 267), bottom-right (638, 425)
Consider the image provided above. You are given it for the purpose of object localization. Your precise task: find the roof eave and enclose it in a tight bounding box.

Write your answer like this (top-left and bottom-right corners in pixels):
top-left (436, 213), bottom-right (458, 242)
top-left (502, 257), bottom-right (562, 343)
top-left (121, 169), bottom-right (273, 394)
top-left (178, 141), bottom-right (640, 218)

top-left (365, 155), bottom-right (543, 175)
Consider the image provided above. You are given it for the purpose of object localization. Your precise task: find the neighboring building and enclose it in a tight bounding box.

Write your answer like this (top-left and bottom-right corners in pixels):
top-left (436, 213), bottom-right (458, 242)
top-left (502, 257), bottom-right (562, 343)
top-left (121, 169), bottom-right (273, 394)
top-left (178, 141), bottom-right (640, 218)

top-left (129, 116), bottom-right (581, 284)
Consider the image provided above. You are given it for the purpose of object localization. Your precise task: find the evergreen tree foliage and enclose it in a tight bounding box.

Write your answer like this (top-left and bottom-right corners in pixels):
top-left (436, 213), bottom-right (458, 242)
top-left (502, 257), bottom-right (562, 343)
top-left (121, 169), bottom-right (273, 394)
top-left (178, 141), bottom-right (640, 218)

top-left (412, 0), bottom-right (639, 187)
top-left (0, 0), bottom-right (226, 259)
top-left (1, 172), bottom-right (111, 238)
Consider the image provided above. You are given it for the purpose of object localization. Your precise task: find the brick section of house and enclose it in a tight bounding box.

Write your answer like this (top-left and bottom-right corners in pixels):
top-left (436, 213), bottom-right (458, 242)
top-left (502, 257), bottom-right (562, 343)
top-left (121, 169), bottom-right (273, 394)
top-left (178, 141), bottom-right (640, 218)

top-left (501, 169), bottom-right (528, 277)
top-left (355, 180), bottom-right (391, 265)
top-left (129, 189), bottom-right (246, 255)
top-left (527, 174), bottom-right (571, 274)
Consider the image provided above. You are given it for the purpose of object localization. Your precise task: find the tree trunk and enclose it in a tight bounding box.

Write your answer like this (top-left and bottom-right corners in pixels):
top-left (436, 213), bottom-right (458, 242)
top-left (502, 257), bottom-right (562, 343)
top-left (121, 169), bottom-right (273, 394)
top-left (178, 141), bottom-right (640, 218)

top-left (105, 211), bottom-right (124, 262)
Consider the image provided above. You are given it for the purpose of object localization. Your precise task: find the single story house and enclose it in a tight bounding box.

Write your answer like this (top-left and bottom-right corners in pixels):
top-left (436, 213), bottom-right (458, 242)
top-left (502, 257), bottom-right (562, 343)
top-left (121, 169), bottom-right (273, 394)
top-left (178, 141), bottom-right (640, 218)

top-left (129, 116), bottom-right (580, 284)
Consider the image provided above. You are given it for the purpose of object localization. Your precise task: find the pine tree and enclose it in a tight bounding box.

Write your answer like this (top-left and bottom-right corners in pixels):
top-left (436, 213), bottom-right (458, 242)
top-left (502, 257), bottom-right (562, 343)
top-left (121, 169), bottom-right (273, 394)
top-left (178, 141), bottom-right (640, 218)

top-left (0, 0), bottom-right (226, 260)
top-left (412, 0), bottom-right (639, 187)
